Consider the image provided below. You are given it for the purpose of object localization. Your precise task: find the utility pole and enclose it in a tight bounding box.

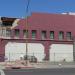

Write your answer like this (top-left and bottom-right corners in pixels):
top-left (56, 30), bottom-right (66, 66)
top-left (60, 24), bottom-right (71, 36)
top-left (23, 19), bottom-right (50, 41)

top-left (73, 37), bottom-right (75, 62)
top-left (25, 0), bottom-right (30, 65)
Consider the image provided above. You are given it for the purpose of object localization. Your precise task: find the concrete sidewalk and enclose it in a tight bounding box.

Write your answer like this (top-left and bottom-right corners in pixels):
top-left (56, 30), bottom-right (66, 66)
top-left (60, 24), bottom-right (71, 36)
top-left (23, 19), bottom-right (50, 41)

top-left (31, 62), bottom-right (75, 68)
top-left (0, 61), bottom-right (75, 69)
top-left (0, 61), bottom-right (34, 69)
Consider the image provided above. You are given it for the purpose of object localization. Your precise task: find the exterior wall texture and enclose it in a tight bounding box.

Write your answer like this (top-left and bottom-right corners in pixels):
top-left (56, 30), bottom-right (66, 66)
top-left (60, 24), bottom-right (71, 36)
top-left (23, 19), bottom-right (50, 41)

top-left (0, 13), bottom-right (75, 62)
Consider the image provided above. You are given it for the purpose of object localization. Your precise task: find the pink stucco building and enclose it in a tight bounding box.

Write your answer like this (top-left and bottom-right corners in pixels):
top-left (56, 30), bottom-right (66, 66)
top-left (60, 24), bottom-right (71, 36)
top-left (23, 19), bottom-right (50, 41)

top-left (0, 12), bottom-right (75, 62)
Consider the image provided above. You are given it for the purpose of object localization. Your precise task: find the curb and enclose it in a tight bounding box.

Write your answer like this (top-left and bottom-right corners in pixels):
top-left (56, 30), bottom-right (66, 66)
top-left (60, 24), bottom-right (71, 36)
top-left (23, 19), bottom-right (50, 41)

top-left (4, 65), bottom-right (35, 69)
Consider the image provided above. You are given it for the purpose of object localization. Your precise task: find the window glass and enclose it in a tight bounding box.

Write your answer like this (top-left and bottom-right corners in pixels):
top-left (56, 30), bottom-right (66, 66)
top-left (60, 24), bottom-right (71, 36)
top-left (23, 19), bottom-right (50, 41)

top-left (50, 31), bottom-right (54, 40)
top-left (59, 31), bottom-right (64, 40)
top-left (6, 29), bottom-right (11, 37)
top-left (66, 32), bottom-right (71, 40)
top-left (41, 31), bottom-right (46, 39)
top-left (23, 30), bottom-right (28, 38)
top-left (1, 28), bottom-right (6, 37)
top-left (32, 30), bottom-right (37, 39)
top-left (15, 29), bottom-right (20, 37)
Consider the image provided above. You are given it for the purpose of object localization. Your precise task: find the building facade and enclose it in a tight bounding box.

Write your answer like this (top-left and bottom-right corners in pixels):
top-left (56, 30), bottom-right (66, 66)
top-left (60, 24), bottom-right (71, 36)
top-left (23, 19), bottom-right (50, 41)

top-left (0, 12), bottom-right (75, 62)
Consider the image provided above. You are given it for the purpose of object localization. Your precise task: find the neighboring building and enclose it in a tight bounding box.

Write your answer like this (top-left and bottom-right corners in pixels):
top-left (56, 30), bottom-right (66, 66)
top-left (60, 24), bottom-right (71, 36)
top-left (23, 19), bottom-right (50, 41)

top-left (0, 12), bottom-right (75, 62)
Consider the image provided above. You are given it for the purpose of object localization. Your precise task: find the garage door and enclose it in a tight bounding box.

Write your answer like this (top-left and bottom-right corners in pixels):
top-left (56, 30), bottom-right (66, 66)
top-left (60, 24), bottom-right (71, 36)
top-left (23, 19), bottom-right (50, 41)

top-left (5, 42), bottom-right (45, 62)
top-left (49, 44), bottom-right (73, 62)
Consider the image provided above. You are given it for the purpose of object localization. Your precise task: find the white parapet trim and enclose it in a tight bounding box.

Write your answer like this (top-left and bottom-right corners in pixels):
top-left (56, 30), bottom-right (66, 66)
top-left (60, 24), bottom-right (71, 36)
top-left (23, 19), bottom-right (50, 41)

top-left (11, 19), bottom-right (20, 29)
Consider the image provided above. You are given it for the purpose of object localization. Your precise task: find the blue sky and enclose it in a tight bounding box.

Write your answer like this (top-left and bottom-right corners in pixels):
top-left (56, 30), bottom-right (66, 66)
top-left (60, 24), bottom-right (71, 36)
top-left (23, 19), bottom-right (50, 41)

top-left (0, 0), bottom-right (75, 18)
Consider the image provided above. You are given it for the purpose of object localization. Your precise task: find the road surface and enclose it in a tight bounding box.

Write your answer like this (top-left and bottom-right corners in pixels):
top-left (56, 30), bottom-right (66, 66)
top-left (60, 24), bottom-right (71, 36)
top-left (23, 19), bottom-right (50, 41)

top-left (2, 68), bottom-right (75, 75)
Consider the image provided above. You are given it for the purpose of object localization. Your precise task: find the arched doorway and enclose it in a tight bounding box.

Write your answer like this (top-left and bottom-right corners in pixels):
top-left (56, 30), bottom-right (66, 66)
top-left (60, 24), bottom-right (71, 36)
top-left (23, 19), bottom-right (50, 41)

top-left (5, 42), bottom-right (45, 62)
top-left (49, 44), bottom-right (73, 62)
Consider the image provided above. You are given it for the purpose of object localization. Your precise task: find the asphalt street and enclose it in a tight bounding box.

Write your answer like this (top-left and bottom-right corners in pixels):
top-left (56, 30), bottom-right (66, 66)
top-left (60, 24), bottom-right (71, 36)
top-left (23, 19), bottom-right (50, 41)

top-left (2, 68), bottom-right (75, 75)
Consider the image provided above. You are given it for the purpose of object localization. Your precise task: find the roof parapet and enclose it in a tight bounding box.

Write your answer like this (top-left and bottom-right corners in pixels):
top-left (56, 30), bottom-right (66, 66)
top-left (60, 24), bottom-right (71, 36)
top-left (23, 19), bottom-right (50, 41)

top-left (62, 12), bottom-right (75, 15)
